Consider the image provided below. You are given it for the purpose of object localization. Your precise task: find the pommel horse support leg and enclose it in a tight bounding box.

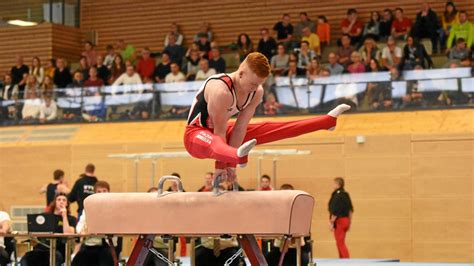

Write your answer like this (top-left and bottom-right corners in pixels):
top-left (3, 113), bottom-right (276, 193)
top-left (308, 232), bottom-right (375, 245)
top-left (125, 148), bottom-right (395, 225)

top-left (84, 176), bottom-right (315, 266)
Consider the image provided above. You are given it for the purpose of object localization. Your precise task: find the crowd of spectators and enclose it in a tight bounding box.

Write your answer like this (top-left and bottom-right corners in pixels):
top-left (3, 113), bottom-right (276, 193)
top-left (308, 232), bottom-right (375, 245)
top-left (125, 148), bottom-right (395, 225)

top-left (0, 2), bottom-right (473, 125)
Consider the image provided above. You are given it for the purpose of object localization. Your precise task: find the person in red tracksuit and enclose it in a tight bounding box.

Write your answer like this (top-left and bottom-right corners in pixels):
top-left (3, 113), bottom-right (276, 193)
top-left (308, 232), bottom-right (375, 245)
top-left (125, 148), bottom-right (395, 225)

top-left (328, 177), bottom-right (354, 258)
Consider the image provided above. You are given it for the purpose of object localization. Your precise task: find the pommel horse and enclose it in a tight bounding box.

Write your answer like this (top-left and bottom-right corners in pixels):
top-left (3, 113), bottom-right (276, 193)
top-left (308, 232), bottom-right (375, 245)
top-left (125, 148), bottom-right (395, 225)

top-left (84, 176), bottom-right (315, 266)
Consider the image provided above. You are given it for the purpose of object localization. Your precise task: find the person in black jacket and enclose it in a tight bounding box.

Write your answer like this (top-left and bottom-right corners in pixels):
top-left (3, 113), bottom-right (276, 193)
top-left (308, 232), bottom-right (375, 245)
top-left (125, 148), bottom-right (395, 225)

top-left (53, 58), bottom-right (73, 89)
top-left (400, 36), bottom-right (434, 70)
top-left (68, 164), bottom-right (98, 218)
top-left (411, 3), bottom-right (441, 53)
top-left (328, 177), bottom-right (353, 258)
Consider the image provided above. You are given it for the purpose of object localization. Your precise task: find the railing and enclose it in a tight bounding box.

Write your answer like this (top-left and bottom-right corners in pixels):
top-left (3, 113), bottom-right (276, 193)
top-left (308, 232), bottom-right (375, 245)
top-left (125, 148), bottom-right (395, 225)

top-left (0, 67), bottom-right (472, 126)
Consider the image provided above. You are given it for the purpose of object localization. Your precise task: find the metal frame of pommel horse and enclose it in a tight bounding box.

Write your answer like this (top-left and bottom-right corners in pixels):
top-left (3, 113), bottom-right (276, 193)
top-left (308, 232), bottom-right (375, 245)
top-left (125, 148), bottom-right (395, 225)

top-left (108, 149), bottom-right (311, 192)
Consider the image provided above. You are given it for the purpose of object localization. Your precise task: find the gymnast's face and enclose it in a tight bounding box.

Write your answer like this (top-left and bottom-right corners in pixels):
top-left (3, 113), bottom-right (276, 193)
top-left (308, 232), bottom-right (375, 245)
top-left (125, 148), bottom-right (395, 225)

top-left (237, 63), bottom-right (265, 94)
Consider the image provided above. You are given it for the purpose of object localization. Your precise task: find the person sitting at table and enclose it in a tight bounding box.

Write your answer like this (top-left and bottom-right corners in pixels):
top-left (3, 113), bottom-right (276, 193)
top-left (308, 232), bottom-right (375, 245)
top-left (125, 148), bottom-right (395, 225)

top-left (20, 193), bottom-right (76, 266)
top-left (0, 210), bottom-right (12, 266)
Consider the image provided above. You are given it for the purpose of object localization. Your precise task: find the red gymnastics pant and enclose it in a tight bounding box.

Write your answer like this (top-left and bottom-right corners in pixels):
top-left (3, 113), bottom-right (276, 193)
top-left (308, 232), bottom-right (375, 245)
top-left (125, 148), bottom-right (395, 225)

top-left (183, 115), bottom-right (337, 168)
top-left (334, 217), bottom-right (350, 258)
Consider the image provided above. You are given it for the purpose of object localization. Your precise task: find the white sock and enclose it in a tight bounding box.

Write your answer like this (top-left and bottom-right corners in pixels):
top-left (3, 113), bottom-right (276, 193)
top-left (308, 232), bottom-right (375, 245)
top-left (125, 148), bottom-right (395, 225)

top-left (328, 104), bottom-right (351, 118)
top-left (237, 139), bottom-right (257, 167)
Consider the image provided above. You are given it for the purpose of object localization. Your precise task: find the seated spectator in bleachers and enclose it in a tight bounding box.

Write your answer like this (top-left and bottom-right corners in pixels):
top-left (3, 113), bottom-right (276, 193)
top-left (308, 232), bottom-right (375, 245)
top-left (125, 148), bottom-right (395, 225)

top-left (402, 74), bottom-right (424, 108)
top-left (77, 56), bottom-right (90, 81)
top-left (116, 39), bottom-right (136, 63)
top-left (24, 75), bottom-right (40, 99)
top-left (379, 9), bottom-right (394, 41)
top-left (41, 76), bottom-right (55, 98)
top-left (236, 33), bottom-right (254, 62)
top-left (391, 8), bottom-right (412, 41)
top-left (136, 47), bottom-right (156, 80)
top-left (195, 59), bottom-right (216, 81)
top-left (197, 33), bottom-right (211, 59)
top-left (283, 60), bottom-right (306, 77)
top-left (0, 209), bottom-right (11, 266)
top-left (154, 52), bottom-right (172, 83)
top-left (208, 41), bottom-right (219, 60)
top-left (273, 13), bottom-right (294, 50)
top-left (103, 44), bottom-right (116, 69)
top-left (294, 12), bottom-right (316, 42)
top-left (209, 48), bottom-right (226, 74)
top-left (95, 55), bottom-right (110, 85)
top-left (440, 2), bottom-right (459, 51)
top-left (336, 34), bottom-right (355, 68)
top-left (412, 3), bottom-right (441, 53)
top-left (163, 33), bottom-right (185, 66)
top-left (44, 58), bottom-right (56, 80)
top-left (113, 65), bottom-right (143, 85)
top-left (165, 63), bottom-right (186, 83)
top-left (363, 11), bottom-right (381, 41)
top-left (164, 22), bottom-right (184, 46)
top-left (301, 26), bottom-right (321, 57)
top-left (367, 59), bottom-right (381, 72)
top-left (447, 11), bottom-right (473, 49)
top-left (448, 38), bottom-right (471, 60)
top-left (197, 172), bottom-right (213, 192)
top-left (67, 71), bottom-right (84, 89)
top-left (39, 95), bottom-right (57, 123)
top-left (325, 52), bottom-right (344, 76)
top-left (20, 193), bottom-right (76, 266)
top-left (263, 92), bottom-right (282, 115)
top-left (1, 74), bottom-right (18, 100)
top-left (359, 37), bottom-right (381, 65)
top-left (194, 22), bottom-right (213, 42)
top-left (29, 56), bottom-right (44, 85)
top-left (82, 100), bottom-right (107, 122)
top-left (110, 54), bottom-right (126, 84)
top-left (341, 8), bottom-right (364, 46)
top-left (381, 36), bottom-right (402, 70)
top-left (347, 51), bottom-right (366, 73)
top-left (185, 49), bottom-right (201, 81)
top-left (298, 41), bottom-right (315, 70)
top-left (11, 55), bottom-right (29, 92)
top-left (84, 67), bottom-right (103, 96)
top-left (257, 28), bottom-right (277, 61)
top-left (271, 44), bottom-right (289, 76)
top-left (81, 41), bottom-right (97, 67)
top-left (400, 36), bottom-right (433, 70)
top-left (40, 169), bottom-right (70, 206)
top-left (317, 16), bottom-right (331, 47)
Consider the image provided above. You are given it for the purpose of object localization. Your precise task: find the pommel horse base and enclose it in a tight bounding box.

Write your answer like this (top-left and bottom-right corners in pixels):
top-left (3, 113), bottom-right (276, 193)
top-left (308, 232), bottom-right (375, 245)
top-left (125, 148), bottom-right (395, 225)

top-left (84, 176), bottom-right (315, 266)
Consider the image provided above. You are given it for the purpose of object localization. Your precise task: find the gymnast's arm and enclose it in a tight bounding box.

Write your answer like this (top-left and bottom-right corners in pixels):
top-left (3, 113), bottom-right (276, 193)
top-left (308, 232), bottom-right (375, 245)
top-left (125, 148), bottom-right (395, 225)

top-left (205, 79), bottom-right (234, 143)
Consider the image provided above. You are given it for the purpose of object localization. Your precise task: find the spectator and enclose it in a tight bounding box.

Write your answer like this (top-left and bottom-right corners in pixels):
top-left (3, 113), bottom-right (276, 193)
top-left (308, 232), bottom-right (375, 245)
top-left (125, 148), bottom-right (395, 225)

top-left (41, 75), bottom-right (55, 97)
top-left (197, 33), bottom-right (211, 58)
top-left (381, 36), bottom-right (402, 70)
top-left (449, 38), bottom-right (471, 60)
top-left (136, 47), bottom-right (156, 80)
top-left (294, 12), bottom-right (316, 42)
top-left (164, 22), bottom-right (184, 46)
top-left (44, 58), bottom-right (56, 79)
top-left (113, 65), bottom-right (142, 85)
top-left (363, 11), bottom-right (381, 41)
top-left (67, 71), bottom-right (84, 88)
top-left (260, 175), bottom-right (273, 191)
top-left (341, 8), bottom-right (364, 46)
top-left (412, 3), bottom-right (441, 53)
top-left (298, 41), bottom-right (315, 69)
top-left (154, 52), bottom-right (172, 83)
top-left (0, 209), bottom-right (11, 266)
top-left (367, 58), bottom-right (381, 72)
top-left (328, 177), bottom-right (353, 259)
top-left (325, 52), bottom-right (344, 76)
top-left (194, 22), bottom-right (213, 42)
top-left (40, 169), bottom-right (69, 206)
top-left (208, 41), bottom-right (219, 60)
top-left (271, 44), bottom-right (289, 76)
top-left (359, 37), bottom-right (381, 64)
top-left (39, 95), bottom-right (57, 123)
top-left (301, 26), bottom-right (321, 56)
top-left (95, 55), bottom-right (110, 85)
top-left (236, 33), bottom-right (254, 62)
top-left (441, 2), bottom-right (459, 51)
top-left (84, 66), bottom-right (104, 96)
top-left (81, 41), bottom-right (97, 67)
top-left (20, 193), bottom-right (76, 266)
top-left (1, 74), bottom-right (18, 100)
top-left (347, 51), bottom-right (365, 73)
top-left (116, 39), bottom-right (136, 62)
top-left (283, 60), bottom-right (306, 77)
top-left (195, 59), bottom-right (216, 81)
top-left (447, 11), bottom-right (473, 49)
top-left (198, 172), bottom-right (213, 192)
top-left (68, 164), bottom-right (98, 218)
top-left (257, 28), bottom-right (277, 61)
top-left (163, 33), bottom-right (185, 66)
top-left (110, 54), bottom-right (126, 83)
top-left (185, 49), bottom-right (201, 81)
top-left (29, 56), bottom-right (44, 84)
top-left (24, 75), bottom-right (40, 99)
top-left (391, 8), bottom-right (412, 40)
top-left (379, 9), bottom-right (394, 41)
top-left (54, 58), bottom-right (72, 89)
top-left (263, 93), bottom-right (282, 115)
top-left (280, 183), bottom-right (294, 190)
top-left (10, 55), bottom-right (29, 92)
top-left (209, 48), bottom-right (226, 74)
top-left (317, 16), bottom-right (331, 47)
top-left (166, 173), bottom-right (186, 192)
top-left (336, 34), bottom-right (355, 68)
top-left (400, 36), bottom-right (433, 70)
top-left (165, 63), bottom-right (186, 83)
top-left (273, 13), bottom-right (294, 50)
top-left (361, 77), bottom-right (392, 111)
top-left (103, 44), bottom-right (116, 69)
top-left (78, 56), bottom-right (90, 80)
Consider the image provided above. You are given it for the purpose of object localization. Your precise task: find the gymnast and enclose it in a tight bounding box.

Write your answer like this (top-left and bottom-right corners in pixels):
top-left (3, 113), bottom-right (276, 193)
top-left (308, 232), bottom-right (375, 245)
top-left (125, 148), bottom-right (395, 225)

top-left (184, 52), bottom-right (350, 181)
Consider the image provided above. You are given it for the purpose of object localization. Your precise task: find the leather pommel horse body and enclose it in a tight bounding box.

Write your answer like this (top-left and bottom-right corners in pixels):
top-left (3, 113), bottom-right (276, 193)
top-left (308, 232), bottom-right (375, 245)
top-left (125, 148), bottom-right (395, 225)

top-left (84, 176), bottom-right (314, 266)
